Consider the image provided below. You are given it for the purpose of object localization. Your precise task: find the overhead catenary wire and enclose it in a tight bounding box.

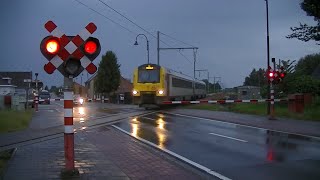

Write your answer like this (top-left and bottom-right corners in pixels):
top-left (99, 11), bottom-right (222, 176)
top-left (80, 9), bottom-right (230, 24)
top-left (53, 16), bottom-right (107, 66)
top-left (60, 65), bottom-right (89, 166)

top-left (74, 0), bottom-right (136, 35)
top-left (160, 32), bottom-right (194, 47)
top-left (76, 0), bottom-right (194, 64)
top-left (96, 0), bottom-right (194, 64)
top-left (97, 0), bottom-right (155, 39)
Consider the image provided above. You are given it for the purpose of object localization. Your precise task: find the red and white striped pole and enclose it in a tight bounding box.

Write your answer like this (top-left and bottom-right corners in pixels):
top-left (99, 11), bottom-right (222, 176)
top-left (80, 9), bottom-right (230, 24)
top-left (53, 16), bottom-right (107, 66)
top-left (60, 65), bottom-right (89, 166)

top-left (269, 85), bottom-right (275, 120)
top-left (63, 77), bottom-right (77, 173)
top-left (35, 95), bottom-right (39, 112)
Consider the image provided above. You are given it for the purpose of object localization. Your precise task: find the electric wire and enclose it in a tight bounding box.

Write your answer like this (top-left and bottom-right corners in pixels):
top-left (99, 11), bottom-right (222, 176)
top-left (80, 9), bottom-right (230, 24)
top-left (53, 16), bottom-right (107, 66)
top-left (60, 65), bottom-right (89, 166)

top-left (97, 0), bottom-right (155, 38)
top-left (160, 32), bottom-right (195, 47)
top-left (76, 0), bottom-right (193, 64)
top-left (74, 0), bottom-right (136, 35)
top-left (96, 0), bottom-right (194, 64)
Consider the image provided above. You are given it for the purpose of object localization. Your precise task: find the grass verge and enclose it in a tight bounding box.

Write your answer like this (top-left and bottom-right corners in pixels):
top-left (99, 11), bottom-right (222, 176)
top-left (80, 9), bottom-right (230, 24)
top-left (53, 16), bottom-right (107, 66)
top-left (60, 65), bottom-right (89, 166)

top-left (185, 102), bottom-right (320, 121)
top-left (0, 149), bottom-right (14, 178)
top-left (0, 110), bottom-right (33, 133)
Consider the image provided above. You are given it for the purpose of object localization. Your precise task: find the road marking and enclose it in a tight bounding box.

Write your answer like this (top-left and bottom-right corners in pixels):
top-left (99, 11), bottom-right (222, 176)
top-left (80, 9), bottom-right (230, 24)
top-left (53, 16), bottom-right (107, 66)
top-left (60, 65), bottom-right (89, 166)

top-left (129, 110), bottom-right (160, 119)
top-left (139, 116), bottom-right (156, 121)
top-left (113, 125), bottom-right (232, 180)
top-left (54, 102), bottom-right (64, 107)
top-left (209, 132), bottom-right (248, 143)
top-left (164, 112), bottom-right (320, 140)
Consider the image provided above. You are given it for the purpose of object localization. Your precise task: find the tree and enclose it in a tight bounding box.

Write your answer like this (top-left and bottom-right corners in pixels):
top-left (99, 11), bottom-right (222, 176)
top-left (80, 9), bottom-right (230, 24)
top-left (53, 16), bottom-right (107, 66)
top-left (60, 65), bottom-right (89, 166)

top-left (287, 75), bottom-right (320, 95)
top-left (212, 82), bottom-right (221, 92)
top-left (287, 0), bottom-right (320, 44)
top-left (50, 86), bottom-right (63, 96)
top-left (50, 86), bottom-right (57, 92)
top-left (277, 55), bottom-right (320, 96)
top-left (274, 60), bottom-right (296, 97)
top-left (44, 85), bottom-right (49, 91)
top-left (243, 68), bottom-right (266, 87)
top-left (94, 51), bottom-right (121, 97)
top-left (295, 53), bottom-right (320, 76)
top-left (202, 79), bottom-right (222, 93)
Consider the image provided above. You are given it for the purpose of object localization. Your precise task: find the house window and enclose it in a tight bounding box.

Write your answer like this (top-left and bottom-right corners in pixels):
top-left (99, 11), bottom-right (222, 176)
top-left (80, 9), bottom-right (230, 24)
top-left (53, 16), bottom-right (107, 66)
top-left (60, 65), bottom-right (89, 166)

top-left (241, 91), bottom-right (247, 95)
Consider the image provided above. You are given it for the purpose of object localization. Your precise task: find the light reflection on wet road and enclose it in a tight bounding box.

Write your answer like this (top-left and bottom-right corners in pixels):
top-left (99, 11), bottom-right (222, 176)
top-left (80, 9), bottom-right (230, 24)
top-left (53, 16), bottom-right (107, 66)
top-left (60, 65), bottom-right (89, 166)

top-left (114, 112), bottom-right (320, 180)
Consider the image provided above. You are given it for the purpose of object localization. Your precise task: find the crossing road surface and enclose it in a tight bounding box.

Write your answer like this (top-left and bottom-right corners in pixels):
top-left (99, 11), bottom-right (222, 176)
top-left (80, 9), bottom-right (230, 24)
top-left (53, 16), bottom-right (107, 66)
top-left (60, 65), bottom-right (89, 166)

top-left (113, 111), bottom-right (320, 180)
top-left (29, 101), bottom-right (142, 130)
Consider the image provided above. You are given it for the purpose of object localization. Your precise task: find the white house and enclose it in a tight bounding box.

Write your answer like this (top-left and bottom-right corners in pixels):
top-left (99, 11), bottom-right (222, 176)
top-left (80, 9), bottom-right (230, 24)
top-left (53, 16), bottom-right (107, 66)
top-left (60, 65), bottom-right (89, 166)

top-left (0, 77), bottom-right (16, 95)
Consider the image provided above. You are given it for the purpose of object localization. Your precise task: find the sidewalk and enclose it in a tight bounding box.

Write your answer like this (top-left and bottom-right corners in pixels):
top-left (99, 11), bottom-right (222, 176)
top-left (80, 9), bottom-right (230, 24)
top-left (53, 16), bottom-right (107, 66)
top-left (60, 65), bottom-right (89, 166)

top-left (168, 109), bottom-right (320, 138)
top-left (3, 126), bottom-right (209, 180)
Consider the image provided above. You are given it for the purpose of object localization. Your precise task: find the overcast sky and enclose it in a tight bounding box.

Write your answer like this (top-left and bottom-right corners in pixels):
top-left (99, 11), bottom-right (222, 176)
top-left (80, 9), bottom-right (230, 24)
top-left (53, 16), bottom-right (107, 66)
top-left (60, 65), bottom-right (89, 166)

top-left (0, 0), bottom-right (318, 88)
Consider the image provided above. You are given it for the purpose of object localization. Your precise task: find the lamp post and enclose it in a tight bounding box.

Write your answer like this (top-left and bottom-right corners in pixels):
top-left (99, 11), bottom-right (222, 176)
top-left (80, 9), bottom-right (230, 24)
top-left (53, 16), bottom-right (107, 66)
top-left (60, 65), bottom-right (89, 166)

top-left (265, 0), bottom-right (271, 115)
top-left (134, 34), bottom-right (150, 64)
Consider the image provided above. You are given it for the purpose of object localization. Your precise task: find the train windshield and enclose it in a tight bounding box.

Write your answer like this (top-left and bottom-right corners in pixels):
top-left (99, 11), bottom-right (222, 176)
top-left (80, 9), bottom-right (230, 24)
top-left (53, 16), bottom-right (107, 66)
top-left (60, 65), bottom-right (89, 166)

top-left (138, 69), bottom-right (160, 83)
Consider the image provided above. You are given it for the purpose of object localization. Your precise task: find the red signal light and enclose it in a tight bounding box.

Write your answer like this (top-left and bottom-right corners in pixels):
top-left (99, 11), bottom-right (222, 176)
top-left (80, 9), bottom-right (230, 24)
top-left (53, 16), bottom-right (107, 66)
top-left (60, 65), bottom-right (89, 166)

top-left (269, 72), bottom-right (274, 78)
top-left (46, 39), bottom-right (60, 54)
top-left (84, 41), bottom-right (97, 54)
top-left (280, 73), bottom-right (285, 78)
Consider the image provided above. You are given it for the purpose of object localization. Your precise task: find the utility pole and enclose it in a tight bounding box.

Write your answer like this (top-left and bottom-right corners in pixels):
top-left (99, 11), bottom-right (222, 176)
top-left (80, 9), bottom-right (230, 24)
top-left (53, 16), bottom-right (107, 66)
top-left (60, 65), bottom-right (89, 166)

top-left (270, 58), bottom-right (276, 120)
top-left (265, 0), bottom-right (271, 115)
top-left (195, 69), bottom-right (208, 93)
top-left (159, 46), bottom-right (198, 96)
top-left (157, 31), bottom-right (198, 98)
top-left (212, 76), bottom-right (221, 93)
top-left (207, 71), bottom-right (209, 93)
top-left (157, 31), bottom-right (160, 65)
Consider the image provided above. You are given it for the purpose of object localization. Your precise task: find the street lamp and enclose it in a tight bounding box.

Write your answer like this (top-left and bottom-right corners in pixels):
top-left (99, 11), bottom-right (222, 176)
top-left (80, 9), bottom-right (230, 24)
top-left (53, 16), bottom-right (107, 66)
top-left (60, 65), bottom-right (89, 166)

top-left (265, 0), bottom-right (271, 115)
top-left (134, 34), bottom-right (150, 64)
top-left (35, 73), bottom-right (39, 92)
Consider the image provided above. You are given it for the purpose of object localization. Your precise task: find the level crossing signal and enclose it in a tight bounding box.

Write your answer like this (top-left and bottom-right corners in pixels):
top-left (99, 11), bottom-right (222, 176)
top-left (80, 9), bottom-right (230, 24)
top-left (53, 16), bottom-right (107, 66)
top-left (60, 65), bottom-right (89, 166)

top-left (267, 66), bottom-right (286, 84)
top-left (40, 21), bottom-right (101, 78)
top-left (267, 66), bottom-right (275, 83)
top-left (278, 66), bottom-right (286, 81)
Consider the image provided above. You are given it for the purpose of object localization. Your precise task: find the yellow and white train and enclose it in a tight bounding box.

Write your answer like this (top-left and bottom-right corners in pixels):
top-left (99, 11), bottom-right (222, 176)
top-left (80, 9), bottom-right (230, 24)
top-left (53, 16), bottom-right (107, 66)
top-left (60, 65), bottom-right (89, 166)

top-left (132, 64), bottom-right (206, 108)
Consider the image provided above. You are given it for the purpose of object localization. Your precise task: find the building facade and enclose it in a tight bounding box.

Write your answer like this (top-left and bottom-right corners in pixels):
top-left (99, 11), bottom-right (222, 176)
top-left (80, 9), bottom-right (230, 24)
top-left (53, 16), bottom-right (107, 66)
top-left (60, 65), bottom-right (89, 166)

top-left (85, 74), bottom-right (133, 103)
top-left (237, 86), bottom-right (261, 100)
top-left (73, 82), bottom-right (87, 98)
top-left (0, 72), bottom-right (32, 95)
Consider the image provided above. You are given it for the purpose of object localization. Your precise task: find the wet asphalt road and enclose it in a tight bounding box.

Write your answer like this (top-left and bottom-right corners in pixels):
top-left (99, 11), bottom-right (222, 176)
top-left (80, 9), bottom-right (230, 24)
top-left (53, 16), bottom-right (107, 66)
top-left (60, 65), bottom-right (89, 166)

top-left (30, 101), bottom-right (142, 130)
top-left (114, 112), bottom-right (320, 180)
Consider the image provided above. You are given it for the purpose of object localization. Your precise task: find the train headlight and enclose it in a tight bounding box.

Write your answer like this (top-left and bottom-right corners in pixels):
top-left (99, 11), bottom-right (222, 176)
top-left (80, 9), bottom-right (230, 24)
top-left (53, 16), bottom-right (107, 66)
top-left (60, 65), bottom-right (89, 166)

top-left (133, 90), bottom-right (138, 95)
top-left (158, 90), bottom-right (164, 95)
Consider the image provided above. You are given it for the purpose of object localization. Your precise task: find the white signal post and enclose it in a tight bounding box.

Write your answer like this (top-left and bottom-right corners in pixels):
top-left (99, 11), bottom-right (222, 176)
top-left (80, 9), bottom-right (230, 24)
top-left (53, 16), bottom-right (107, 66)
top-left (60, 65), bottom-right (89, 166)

top-left (63, 77), bottom-right (76, 174)
top-left (35, 73), bottom-right (39, 112)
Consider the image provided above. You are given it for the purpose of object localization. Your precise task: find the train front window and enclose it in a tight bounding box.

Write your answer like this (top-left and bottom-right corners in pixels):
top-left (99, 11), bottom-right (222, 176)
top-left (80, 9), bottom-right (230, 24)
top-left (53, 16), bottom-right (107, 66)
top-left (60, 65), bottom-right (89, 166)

top-left (138, 70), bottom-right (160, 83)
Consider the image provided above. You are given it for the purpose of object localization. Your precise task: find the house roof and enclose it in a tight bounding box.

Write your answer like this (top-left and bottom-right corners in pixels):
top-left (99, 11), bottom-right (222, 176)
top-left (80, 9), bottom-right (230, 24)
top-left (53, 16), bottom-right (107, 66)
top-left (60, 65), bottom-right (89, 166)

top-left (85, 72), bottom-right (98, 84)
top-left (0, 72), bottom-right (32, 88)
top-left (116, 76), bottom-right (133, 93)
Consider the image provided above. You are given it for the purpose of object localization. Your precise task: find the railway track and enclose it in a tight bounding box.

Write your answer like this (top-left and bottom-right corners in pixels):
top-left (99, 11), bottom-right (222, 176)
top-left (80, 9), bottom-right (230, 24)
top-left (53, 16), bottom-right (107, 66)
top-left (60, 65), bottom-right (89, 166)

top-left (0, 110), bottom-right (158, 151)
